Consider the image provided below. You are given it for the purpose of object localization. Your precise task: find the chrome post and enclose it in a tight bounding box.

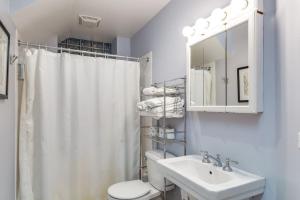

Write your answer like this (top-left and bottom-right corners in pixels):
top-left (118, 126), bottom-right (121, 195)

top-left (164, 177), bottom-right (167, 200)
top-left (163, 80), bottom-right (166, 159)
top-left (183, 76), bottom-right (187, 155)
top-left (163, 81), bottom-right (167, 200)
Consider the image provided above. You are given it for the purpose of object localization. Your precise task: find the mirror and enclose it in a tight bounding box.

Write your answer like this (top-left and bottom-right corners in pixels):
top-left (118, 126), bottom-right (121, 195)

top-left (190, 31), bottom-right (226, 107)
top-left (227, 22), bottom-right (249, 106)
top-left (0, 20), bottom-right (10, 99)
top-left (186, 4), bottom-right (263, 113)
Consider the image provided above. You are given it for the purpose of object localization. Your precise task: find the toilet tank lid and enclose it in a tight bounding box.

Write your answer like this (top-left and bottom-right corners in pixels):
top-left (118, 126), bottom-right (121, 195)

top-left (145, 150), bottom-right (175, 161)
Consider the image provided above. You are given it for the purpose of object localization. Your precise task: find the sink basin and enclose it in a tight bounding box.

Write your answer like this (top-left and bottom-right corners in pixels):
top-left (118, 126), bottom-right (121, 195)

top-left (157, 155), bottom-right (265, 200)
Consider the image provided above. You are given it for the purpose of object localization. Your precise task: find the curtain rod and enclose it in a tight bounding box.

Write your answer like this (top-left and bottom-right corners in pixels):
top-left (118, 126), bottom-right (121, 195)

top-left (18, 41), bottom-right (144, 62)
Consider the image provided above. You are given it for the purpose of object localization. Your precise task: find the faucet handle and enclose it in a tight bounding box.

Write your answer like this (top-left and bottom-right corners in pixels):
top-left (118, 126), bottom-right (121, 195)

top-left (229, 159), bottom-right (239, 165)
top-left (200, 151), bottom-right (209, 158)
top-left (223, 158), bottom-right (239, 172)
top-left (200, 151), bottom-right (210, 163)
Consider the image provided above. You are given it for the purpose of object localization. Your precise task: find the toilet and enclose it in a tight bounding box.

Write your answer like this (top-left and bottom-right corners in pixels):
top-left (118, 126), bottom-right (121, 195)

top-left (107, 150), bottom-right (175, 200)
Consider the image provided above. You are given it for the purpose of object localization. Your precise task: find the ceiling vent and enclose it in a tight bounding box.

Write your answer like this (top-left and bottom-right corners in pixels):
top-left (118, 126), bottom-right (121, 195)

top-left (79, 15), bottom-right (101, 28)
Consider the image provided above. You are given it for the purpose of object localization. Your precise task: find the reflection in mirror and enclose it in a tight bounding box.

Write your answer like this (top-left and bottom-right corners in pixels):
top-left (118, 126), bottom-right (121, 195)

top-left (203, 32), bottom-right (226, 106)
top-left (190, 40), bottom-right (204, 107)
top-left (227, 22), bottom-right (249, 106)
top-left (190, 31), bottom-right (226, 107)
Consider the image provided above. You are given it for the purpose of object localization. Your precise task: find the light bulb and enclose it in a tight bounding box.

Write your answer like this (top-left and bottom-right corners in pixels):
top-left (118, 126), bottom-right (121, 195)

top-left (231, 0), bottom-right (248, 11)
top-left (211, 8), bottom-right (227, 22)
top-left (182, 26), bottom-right (194, 37)
top-left (195, 18), bottom-right (210, 32)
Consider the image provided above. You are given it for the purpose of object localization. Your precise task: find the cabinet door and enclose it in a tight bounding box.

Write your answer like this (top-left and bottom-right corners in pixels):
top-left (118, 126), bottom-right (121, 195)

top-left (226, 21), bottom-right (249, 106)
top-left (189, 31), bottom-right (227, 110)
top-left (190, 40), bottom-right (205, 107)
top-left (202, 31), bottom-right (226, 107)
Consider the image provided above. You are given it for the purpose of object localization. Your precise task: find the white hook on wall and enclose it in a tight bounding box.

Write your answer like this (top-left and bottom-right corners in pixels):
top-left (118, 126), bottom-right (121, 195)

top-left (9, 55), bottom-right (18, 65)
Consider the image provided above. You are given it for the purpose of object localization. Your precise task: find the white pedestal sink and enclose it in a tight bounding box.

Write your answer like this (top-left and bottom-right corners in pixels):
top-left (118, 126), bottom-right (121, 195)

top-left (157, 155), bottom-right (265, 200)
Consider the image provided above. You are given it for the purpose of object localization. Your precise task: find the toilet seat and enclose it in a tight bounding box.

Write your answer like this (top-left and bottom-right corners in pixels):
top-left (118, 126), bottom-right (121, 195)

top-left (108, 180), bottom-right (150, 199)
top-left (108, 180), bottom-right (160, 200)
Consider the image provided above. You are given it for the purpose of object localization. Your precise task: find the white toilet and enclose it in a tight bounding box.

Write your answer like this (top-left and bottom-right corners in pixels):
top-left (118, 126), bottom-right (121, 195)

top-left (108, 150), bottom-right (175, 200)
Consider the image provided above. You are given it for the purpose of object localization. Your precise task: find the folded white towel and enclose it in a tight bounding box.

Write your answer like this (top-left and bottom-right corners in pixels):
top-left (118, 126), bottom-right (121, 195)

top-left (149, 101), bottom-right (184, 113)
top-left (140, 111), bottom-right (184, 120)
top-left (137, 97), bottom-right (183, 112)
top-left (138, 97), bottom-right (184, 119)
top-left (143, 86), bottom-right (177, 96)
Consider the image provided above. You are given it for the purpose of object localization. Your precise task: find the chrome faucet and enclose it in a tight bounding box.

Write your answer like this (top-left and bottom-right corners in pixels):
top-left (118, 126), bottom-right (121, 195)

top-left (200, 151), bottom-right (222, 167)
top-left (209, 154), bottom-right (222, 167)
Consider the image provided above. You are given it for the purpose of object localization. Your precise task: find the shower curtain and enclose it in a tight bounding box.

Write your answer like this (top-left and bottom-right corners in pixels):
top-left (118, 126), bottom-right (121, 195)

top-left (18, 49), bottom-right (140, 200)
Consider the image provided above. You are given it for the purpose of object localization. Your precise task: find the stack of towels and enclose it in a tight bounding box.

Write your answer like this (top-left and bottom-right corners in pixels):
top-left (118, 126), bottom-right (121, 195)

top-left (138, 86), bottom-right (184, 119)
top-left (142, 86), bottom-right (178, 96)
top-left (137, 96), bottom-right (184, 118)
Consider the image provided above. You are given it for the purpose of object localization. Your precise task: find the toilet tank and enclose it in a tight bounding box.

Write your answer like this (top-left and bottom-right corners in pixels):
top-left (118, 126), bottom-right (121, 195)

top-left (145, 150), bottom-right (175, 191)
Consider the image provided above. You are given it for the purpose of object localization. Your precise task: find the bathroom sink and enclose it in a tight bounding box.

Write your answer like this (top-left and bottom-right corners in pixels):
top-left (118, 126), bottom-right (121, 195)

top-left (157, 155), bottom-right (265, 200)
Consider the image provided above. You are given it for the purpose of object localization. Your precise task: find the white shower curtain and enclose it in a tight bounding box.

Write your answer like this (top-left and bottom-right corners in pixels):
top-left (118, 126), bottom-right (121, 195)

top-left (19, 49), bottom-right (140, 200)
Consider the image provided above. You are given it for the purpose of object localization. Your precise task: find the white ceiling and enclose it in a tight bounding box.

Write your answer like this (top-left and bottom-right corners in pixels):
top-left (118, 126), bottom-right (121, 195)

top-left (12, 0), bottom-right (170, 43)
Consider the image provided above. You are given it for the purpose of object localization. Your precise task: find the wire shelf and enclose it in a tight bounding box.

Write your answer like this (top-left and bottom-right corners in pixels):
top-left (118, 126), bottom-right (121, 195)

top-left (139, 76), bottom-right (187, 198)
top-left (144, 135), bottom-right (186, 145)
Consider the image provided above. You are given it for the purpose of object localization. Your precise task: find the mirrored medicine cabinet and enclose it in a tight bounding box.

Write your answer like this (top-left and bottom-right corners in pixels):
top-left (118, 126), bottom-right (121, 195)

top-left (186, 4), bottom-right (263, 113)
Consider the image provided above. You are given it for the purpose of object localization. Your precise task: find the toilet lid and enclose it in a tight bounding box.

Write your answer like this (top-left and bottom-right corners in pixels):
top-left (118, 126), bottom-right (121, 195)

top-left (108, 180), bottom-right (151, 199)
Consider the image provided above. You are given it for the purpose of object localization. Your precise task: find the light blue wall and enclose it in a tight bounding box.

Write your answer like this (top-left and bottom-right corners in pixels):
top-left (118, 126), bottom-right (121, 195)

top-left (131, 0), bottom-right (282, 199)
top-left (9, 0), bottom-right (35, 13)
top-left (0, 0), bottom-right (8, 10)
top-left (0, 0), bottom-right (17, 199)
top-left (111, 36), bottom-right (131, 57)
top-left (276, 0), bottom-right (300, 199)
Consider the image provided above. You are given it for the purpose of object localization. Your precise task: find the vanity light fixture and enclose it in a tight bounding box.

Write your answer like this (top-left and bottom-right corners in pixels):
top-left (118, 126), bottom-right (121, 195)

top-left (195, 18), bottom-right (210, 32)
top-left (182, 26), bottom-right (195, 37)
top-left (211, 8), bottom-right (227, 22)
top-left (231, 0), bottom-right (248, 11)
top-left (182, 0), bottom-right (254, 39)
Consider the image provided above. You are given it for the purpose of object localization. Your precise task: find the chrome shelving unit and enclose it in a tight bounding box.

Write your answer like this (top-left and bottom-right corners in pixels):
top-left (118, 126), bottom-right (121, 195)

top-left (139, 77), bottom-right (187, 200)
